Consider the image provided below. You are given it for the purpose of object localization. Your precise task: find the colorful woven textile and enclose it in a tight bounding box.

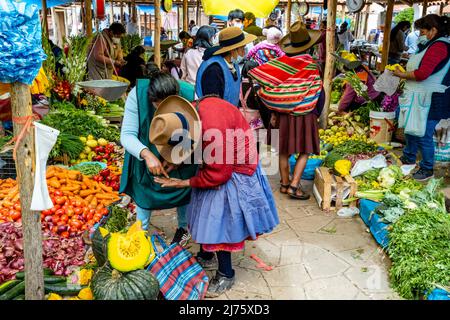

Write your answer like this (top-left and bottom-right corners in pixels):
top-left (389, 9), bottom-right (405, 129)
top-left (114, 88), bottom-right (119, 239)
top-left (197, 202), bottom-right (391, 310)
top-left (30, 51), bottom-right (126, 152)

top-left (147, 234), bottom-right (209, 300)
top-left (248, 55), bottom-right (323, 115)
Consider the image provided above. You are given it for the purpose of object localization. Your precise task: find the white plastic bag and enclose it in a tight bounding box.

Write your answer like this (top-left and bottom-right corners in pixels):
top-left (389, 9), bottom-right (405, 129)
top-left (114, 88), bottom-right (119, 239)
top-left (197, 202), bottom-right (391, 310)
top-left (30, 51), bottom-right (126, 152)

top-left (374, 69), bottom-right (400, 96)
top-left (337, 207), bottom-right (360, 218)
top-left (351, 154), bottom-right (387, 177)
top-left (30, 122), bottom-right (59, 211)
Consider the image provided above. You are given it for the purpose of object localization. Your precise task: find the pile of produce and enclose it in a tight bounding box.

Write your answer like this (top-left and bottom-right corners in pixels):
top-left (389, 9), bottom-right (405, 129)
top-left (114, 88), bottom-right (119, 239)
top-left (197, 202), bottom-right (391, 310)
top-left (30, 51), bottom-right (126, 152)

top-left (77, 91), bottom-right (125, 117)
top-left (323, 140), bottom-right (379, 169)
top-left (70, 163), bottom-right (104, 177)
top-left (330, 77), bottom-right (344, 104)
top-left (0, 166), bottom-right (120, 234)
top-left (72, 137), bottom-right (121, 166)
top-left (0, 222), bottom-right (86, 283)
top-left (93, 168), bottom-right (121, 191)
top-left (325, 112), bottom-right (369, 138)
top-left (102, 205), bottom-right (129, 233)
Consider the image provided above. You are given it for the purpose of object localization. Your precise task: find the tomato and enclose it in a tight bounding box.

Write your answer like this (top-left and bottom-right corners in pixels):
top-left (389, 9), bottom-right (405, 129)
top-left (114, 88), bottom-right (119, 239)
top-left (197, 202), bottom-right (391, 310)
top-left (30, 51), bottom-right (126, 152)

top-left (55, 209), bottom-right (65, 216)
top-left (74, 200), bottom-right (82, 208)
top-left (54, 190), bottom-right (63, 197)
top-left (51, 226), bottom-right (58, 234)
top-left (60, 214), bottom-right (69, 222)
top-left (65, 206), bottom-right (75, 217)
top-left (55, 196), bottom-right (66, 205)
top-left (70, 220), bottom-right (82, 230)
top-left (81, 225), bottom-right (88, 231)
top-left (74, 207), bottom-right (83, 215)
top-left (61, 231), bottom-right (69, 238)
top-left (13, 203), bottom-right (21, 212)
top-left (42, 209), bottom-right (52, 216)
top-left (93, 213), bottom-right (102, 222)
top-left (87, 219), bottom-right (95, 226)
top-left (57, 221), bottom-right (66, 227)
top-left (86, 212), bottom-right (94, 221)
top-left (100, 208), bottom-right (109, 216)
top-left (9, 210), bottom-right (21, 221)
top-left (52, 216), bottom-right (60, 224)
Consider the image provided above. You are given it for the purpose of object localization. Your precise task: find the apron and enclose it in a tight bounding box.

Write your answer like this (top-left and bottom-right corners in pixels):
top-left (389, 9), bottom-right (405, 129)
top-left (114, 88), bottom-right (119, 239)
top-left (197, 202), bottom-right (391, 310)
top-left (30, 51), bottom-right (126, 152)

top-left (398, 37), bottom-right (450, 137)
top-left (87, 30), bottom-right (117, 80)
top-left (119, 79), bottom-right (198, 210)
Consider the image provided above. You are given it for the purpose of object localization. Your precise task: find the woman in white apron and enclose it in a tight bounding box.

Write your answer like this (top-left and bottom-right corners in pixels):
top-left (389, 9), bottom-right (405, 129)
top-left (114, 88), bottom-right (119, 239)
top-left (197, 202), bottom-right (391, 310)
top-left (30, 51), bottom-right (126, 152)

top-left (394, 14), bottom-right (450, 181)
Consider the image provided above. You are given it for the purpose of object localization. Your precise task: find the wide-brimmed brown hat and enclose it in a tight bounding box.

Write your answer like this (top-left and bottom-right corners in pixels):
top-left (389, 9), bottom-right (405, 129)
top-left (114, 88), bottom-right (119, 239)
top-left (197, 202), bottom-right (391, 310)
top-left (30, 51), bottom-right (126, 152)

top-left (149, 96), bottom-right (201, 164)
top-left (213, 27), bottom-right (257, 55)
top-left (280, 21), bottom-right (321, 54)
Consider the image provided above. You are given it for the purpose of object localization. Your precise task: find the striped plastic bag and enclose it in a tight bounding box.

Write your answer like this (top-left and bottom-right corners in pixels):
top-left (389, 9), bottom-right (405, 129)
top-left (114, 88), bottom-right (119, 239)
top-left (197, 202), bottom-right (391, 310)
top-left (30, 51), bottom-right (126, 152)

top-left (147, 234), bottom-right (209, 300)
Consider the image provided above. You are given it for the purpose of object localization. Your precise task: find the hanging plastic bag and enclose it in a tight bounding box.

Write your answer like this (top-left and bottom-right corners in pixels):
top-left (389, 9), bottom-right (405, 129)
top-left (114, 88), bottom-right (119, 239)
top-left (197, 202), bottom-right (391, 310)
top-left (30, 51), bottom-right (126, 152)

top-left (351, 154), bottom-right (387, 177)
top-left (374, 69), bottom-right (400, 96)
top-left (30, 122), bottom-right (59, 211)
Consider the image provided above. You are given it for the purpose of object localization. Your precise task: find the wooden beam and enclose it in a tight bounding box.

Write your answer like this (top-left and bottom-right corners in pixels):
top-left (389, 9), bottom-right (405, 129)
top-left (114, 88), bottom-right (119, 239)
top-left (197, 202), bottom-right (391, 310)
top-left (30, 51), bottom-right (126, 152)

top-left (10, 83), bottom-right (44, 300)
top-left (41, 0), bottom-right (49, 36)
top-left (363, 5), bottom-right (370, 40)
top-left (110, 1), bottom-right (114, 24)
top-left (340, 4), bottom-right (345, 22)
top-left (319, 0), bottom-right (338, 129)
top-left (120, 2), bottom-right (124, 24)
top-left (144, 12), bottom-right (147, 37)
top-left (85, 0), bottom-right (93, 36)
top-left (196, 0), bottom-right (201, 26)
top-left (439, 2), bottom-right (444, 15)
top-left (155, 0), bottom-right (161, 68)
top-left (381, 0), bottom-right (394, 70)
top-left (422, 0), bottom-right (428, 16)
top-left (137, 9), bottom-right (141, 36)
top-left (183, 0), bottom-right (188, 31)
top-left (177, 4), bottom-right (181, 35)
top-left (286, 0), bottom-right (292, 30)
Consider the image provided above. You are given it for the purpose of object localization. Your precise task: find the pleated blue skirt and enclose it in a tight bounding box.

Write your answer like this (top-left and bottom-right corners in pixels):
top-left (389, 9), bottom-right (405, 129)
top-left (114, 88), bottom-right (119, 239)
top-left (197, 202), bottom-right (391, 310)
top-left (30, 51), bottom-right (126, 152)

top-left (187, 163), bottom-right (279, 244)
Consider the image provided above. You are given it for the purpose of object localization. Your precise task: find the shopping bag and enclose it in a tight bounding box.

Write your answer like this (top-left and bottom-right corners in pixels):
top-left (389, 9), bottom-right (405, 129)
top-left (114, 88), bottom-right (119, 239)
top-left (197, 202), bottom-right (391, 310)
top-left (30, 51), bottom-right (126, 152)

top-left (240, 82), bottom-right (264, 130)
top-left (147, 234), bottom-right (209, 300)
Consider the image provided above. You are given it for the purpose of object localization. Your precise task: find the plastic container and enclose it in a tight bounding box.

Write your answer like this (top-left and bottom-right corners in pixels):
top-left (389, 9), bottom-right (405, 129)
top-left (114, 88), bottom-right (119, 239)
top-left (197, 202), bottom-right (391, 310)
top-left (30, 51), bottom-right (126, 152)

top-left (369, 111), bottom-right (396, 144)
top-left (289, 155), bottom-right (323, 180)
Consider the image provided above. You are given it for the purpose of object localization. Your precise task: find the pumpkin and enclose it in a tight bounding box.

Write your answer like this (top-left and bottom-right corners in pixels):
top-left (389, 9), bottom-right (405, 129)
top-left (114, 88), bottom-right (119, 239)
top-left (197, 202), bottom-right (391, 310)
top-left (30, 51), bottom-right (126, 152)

top-left (78, 287), bottom-right (94, 300)
top-left (47, 293), bottom-right (63, 300)
top-left (91, 265), bottom-right (159, 300)
top-left (92, 227), bottom-right (110, 267)
top-left (107, 221), bottom-right (153, 272)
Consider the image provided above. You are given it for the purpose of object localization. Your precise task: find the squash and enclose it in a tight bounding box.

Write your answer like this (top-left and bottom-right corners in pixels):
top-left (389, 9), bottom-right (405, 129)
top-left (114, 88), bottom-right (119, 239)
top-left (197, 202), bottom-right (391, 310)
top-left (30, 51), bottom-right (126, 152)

top-left (91, 265), bottom-right (159, 300)
top-left (78, 287), bottom-right (94, 300)
top-left (47, 293), bottom-right (63, 300)
top-left (92, 227), bottom-right (110, 267)
top-left (107, 222), bottom-right (153, 272)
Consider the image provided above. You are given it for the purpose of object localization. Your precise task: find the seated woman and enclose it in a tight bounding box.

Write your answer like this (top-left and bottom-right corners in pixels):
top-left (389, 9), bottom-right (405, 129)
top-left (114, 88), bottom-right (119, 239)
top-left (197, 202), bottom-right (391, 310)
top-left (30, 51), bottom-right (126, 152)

top-left (335, 53), bottom-right (381, 113)
top-left (119, 70), bottom-right (197, 246)
top-left (153, 96), bottom-right (279, 297)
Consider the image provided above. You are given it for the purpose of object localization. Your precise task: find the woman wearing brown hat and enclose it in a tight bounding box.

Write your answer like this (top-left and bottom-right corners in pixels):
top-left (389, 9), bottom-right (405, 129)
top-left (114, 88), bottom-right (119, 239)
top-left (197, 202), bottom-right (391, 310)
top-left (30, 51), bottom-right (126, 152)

top-left (153, 96), bottom-right (279, 297)
top-left (195, 27), bottom-right (256, 106)
top-left (265, 21), bottom-right (325, 200)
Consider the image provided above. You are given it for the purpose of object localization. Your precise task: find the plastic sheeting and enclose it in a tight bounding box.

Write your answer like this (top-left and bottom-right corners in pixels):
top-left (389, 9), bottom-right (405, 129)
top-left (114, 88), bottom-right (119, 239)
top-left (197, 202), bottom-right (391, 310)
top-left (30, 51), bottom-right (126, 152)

top-left (201, 0), bottom-right (279, 18)
top-left (18, 0), bottom-right (74, 9)
top-left (0, 0), bottom-right (46, 85)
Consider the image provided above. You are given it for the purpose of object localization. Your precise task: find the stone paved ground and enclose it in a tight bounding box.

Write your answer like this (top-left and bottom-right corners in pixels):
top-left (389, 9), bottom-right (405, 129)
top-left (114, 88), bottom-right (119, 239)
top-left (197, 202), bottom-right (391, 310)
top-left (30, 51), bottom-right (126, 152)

top-left (149, 153), bottom-right (402, 300)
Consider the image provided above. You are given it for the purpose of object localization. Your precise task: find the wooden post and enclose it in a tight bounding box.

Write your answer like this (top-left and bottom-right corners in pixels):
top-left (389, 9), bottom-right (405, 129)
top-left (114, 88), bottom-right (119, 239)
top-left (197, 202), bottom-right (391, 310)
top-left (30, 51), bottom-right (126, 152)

top-left (286, 0), bottom-right (292, 30)
top-left (120, 2), bottom-right (124, 24)
top-left (85, 0), bottom-right (93, 36)
top-left (341, 4), bottom-right (345, 22)
top-left (319, 0), bottom-right (338, 129)
top-left (144, 12), bottom-right (148, 37)
top-left (50, 8), bottom-right (58, 44)
top-left (177, 4), bottom-right (181, 35)
top-left (183, 0), bottom-right (188, 31)
top-left (439, 3), bottom-right (444, 15)
top-left (137, 9), bottom-right (141, 36)
top-left (354, 12), bottom-right (360, 38)
top-left (381, 0), bottom-right (394, 70)
top-left (422, 0), bottom-right (428, 16)
top-left (363, 5), bottom-right (370, 40)
top-left (64, 9), bottom-right (70, 38)
top-left (41, 0), bottom-right (49, 36)
top-left (10, 83), bottom-right (44, 300)
top-left (110, 1), bottom-right (114, 24)
top-left (155, 0), bottom-right (161, 68)
top-left (196, 0), bottom-right (200, 26)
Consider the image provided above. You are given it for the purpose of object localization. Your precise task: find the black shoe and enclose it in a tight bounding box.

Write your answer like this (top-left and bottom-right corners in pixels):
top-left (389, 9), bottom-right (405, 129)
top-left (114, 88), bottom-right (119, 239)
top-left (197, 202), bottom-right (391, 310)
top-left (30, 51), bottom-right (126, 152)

top-left (196, 255), bottom-right (218, 270)
top-left (171, 228), bottom-right (191, 247)
top-left (206, 271), bottom-right (235, 298)
top-left (413, 168), bottom-right (434, 181)
top-left (399, 155), bottom-right (415, 165)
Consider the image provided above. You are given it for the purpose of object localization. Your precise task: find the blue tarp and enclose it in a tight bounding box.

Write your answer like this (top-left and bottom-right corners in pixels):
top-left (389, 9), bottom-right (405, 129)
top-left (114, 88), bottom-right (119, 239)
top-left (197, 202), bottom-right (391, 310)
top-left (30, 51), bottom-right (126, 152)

top-left (19, 0), bottom-right (75, 9)
top-left (136, 4), bottom-right (179, 14)
top-left (358, 199), bottom-right (389, 248)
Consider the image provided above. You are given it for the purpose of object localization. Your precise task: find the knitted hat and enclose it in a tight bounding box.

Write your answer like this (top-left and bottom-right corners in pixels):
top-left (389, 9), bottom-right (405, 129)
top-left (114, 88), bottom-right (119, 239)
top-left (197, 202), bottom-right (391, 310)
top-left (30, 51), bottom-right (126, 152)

top-left (263, 26), bottom-right (283, 44)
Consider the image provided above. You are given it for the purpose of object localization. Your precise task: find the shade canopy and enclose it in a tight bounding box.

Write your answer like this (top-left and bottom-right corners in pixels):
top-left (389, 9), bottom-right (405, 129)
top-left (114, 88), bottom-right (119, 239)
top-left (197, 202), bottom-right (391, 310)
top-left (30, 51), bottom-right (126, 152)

top-left (20, 0), bottom-right (74, 9)
top-left (201, 0), bottom-right (279, 18)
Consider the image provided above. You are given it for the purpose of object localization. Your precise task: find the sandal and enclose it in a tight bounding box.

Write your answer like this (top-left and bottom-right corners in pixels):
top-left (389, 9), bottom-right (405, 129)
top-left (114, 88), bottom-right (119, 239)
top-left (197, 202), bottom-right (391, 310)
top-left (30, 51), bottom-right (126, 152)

top-left (287, 185), bottom-right (310, 200)
top-left (280, 183), bottom-right (290, 194)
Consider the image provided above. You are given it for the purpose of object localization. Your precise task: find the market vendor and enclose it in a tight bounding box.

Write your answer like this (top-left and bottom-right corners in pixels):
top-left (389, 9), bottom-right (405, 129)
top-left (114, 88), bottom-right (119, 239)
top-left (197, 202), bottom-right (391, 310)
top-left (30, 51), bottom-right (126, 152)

top-left (119, 71), bottom-right (197, 246)
top-left (87, 22), bottom-right (127, 80)
top-left (153, 95), bottom-right (279, 298)
top-left (393, 14), bottom-right (450, 181)
top-left (196, 27), bottom-right (256, 106)
top-left (334, 52), bottom-right (381, 113)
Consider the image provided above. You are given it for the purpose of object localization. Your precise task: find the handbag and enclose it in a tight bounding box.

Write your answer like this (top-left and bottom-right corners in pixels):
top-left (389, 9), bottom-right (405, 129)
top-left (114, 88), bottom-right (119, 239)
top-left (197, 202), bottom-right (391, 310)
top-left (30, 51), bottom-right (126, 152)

top-left (147, 234), bottom-right (209, 300)
top-left (239, 81), bottom-right (264, 130)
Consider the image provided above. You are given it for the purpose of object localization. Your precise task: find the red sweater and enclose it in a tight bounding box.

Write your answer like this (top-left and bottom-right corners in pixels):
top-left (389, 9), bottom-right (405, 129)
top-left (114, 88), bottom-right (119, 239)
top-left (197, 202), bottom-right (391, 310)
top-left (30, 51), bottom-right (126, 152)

top-left (189, 97), bottom-right (258, 188)
top-left (414, 42), bottom-right (448, 81)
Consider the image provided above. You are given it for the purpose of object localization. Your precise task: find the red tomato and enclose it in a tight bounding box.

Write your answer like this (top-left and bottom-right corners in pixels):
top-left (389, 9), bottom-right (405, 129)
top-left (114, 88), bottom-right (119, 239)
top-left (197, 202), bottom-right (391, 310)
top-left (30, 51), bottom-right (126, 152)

top-left (70, 220), bottom-right (82, 230)
top-left (60, 214), bottom-right (69, 222)
top-left (57, 221), bottom-right (66, 227)
top-left (61, 231), bottom-right (69, 238)
top-left (9, 210), bottom-right (21, 221)
top-left (42, 209), bottom-right (52, 216)
top-left (86, 212), bottom-right (94, 221)
top-left (54, 190), bottom-right (63, 197)
top-left (74, 207), bottom-right (83, 215)
top-left (87, 219), bottom-right (95, 226)
top-left (74, 200), bottom-right (82, 208)
top-left (65, 206), bottom-right (75, 217)
top-left (55, 196), bottom-right (66, 205)
top-left (51, 226), bottom-right (58, 233)
top-left (93, 213), bottom-right (102, 222)
top-left (13, 203), bottom-right (21, 212)
top-left (81, 225), bottom-right (88, 231)
top-left (100, 208), bottom-right (109, 216)
top-left (55, 209), bottom-right (65, 216)
top-left (52, 216), bottom-right (60, 224)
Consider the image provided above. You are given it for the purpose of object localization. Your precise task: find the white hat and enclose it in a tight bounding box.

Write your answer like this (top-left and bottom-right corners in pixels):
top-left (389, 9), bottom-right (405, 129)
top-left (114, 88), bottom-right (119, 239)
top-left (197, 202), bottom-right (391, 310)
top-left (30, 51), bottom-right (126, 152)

top-left (263, 26), bottom-right (283, 45)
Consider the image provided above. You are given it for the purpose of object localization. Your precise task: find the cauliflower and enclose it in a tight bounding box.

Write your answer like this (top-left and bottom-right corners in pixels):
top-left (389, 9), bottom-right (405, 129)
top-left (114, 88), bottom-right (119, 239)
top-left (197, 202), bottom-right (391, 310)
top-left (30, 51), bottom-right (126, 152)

top-left (377, 166), bottom-right (403, 189)
top-left (404, 200), bottom-right (418, 210)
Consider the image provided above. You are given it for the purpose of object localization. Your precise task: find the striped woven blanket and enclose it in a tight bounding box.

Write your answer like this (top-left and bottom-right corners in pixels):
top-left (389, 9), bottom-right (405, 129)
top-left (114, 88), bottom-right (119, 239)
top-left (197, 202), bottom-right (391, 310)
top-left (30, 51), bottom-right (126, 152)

top-left (248, 54), bottom-right (323, 115)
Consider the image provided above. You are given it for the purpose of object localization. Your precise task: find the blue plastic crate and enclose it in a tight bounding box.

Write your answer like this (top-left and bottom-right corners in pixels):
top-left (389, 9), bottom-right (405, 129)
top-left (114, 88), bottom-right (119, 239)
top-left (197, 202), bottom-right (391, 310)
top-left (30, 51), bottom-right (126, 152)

top-left (289, 155), bottom-right (323, 180)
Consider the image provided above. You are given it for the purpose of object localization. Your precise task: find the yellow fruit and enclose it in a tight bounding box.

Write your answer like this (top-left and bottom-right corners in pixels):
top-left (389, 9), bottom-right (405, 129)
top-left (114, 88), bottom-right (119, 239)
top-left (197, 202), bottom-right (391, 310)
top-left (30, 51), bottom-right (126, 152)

top-left (84, 146), bottom-right (92, 154)
top-left (48, 293), bottom-right (63, 300)
top-left (79, 269), bottom-right (94, 286)
top-left (87, 135), bottom-right (95, 141)
top-left (79, 153), bottom-right (87, 160)
top-left (319, 129), bottom-right (325, 135)
top-left (86, 140), bottom-right (98, 148)
top-left (97, 138), bottom-right (108, 146)
top-left (79, 137), bottom-right (87, 143)
top-left (78, 287), bottom-right (94, 300)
